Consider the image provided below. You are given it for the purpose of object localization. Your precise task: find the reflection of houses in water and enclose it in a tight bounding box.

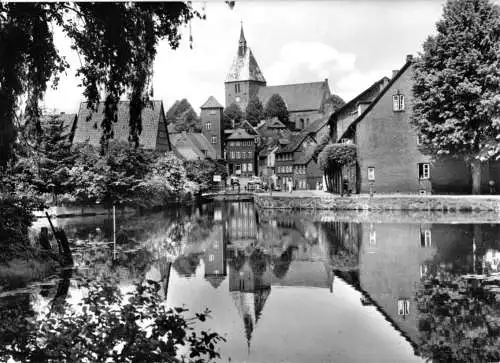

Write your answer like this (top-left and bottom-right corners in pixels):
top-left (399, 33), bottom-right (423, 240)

top-left (202, 210), bottom-right (228, 288)
top-left (355, 223), bottom-right (500, 355)
top-left (358, 223), bottom-right (437, 352)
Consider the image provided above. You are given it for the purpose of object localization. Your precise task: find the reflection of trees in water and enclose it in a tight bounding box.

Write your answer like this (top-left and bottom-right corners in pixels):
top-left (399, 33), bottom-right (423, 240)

top-left (416, 272), bottom-right (500, 362)
top-left (319, 221), bottom-right (361, 270)
top-left (249, 249), bottom-right (269, 277)
top-left (228, 250), bottom-right (246, 272)
top-left (172, 253), bottom-right (202, 277)
top-left (272, 246), bottom-right (297, 279)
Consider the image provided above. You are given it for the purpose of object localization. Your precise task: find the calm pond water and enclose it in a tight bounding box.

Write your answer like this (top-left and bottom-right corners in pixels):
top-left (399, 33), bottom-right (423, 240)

top-left (2, 201), bottom-right (500, 362)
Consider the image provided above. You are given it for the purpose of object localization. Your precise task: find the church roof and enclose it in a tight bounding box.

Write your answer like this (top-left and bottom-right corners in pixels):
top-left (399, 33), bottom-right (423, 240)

top-left (225, 26), bottom-right (266, 83)
top-left (205, 275), bottom-right (226, 289)
top-left (201, 96), bottom-right (223, 109)
top-left (258, 81), bottom-right (330, 113)
top-left (73, 100), bottom-right (169, 150)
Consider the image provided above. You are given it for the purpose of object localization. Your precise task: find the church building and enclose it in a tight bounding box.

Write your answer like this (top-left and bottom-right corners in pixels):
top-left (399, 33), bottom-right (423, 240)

top-left (225, 26), bottom-right (332, 131)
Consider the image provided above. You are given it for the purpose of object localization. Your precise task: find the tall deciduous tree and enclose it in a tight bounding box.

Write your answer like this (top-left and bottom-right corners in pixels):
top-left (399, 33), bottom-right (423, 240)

top-left (325, 94), bottom-right (346, 113)
top-left (0, 2), bottom-right (203, 166)
top-left (412, 0), bottom-right (500, 194)
top-left (245, 96), bottom-right (264, 126)
top-left (223, 102), bottom-right (243, 129)
top-left (264, 93), bottom-right (289, 128)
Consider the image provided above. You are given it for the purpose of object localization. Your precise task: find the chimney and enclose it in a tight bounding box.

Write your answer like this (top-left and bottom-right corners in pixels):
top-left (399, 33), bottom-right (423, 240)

top-left (406, 54), bottom-right (414, 63)
top-left (392, 70), bottom-right (399, 79)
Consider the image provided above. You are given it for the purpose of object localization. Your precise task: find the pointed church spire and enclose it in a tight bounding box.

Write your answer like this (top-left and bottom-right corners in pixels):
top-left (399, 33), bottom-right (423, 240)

top-left (238, 22), bottom-right (247, 57)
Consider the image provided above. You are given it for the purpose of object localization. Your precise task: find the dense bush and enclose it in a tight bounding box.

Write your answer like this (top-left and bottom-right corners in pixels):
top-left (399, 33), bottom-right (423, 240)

top-left (0, 278), bottom-right (225, 362)
top-left (0, 194), bottom-right (45, 262)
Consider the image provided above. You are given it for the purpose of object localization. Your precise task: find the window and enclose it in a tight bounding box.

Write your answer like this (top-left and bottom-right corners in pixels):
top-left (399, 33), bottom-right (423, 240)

top-left (420, 264), bottom-right (429, 278)
top-left (418, 163), bottom-right (430, 179)
top-left (236, 96), bottom-right (240, 102)
top-left (235, 164), bottom-right (241, 174)
top-left (300, 119), bottom-right (305, 129)
top-left (230, 151), bottom-right (235, 159)
top-left (205, 122), bottom-right (212, 130)
top-left (420, 229), bottom-right (432, 247)
top-left (235, 83), bottom-right (241, 93)
top-left (367, 167), bottom-right (375, 181)
top-left (393, 93), bottom-right (405, 111)
top-left (397, 298), bottom-right (410, 316)
top-left (209, 254), bottom-right (215, 262)
top-left (208, 109), bottom-right (217, 115)
top-left (416, 134), bottom-right (424, 146)
top-left (248, 163), bottom-right (253, 172)
top-left (236, 151), bottom-right (241, 159)
top-left (242, 163), bottom-right (247, 172)
top-left (202, 150), bottom-right (208, 157)
top-left (211, 136), bottom-right (217, 144)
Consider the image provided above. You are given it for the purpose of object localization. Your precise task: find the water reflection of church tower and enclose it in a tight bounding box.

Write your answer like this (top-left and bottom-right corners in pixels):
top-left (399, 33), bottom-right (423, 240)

top-left (227, 202), bottom-right (257, 242)
top-left (229, 253), bottom-right (271, 351)
top-left (203, 204), bottom-right (228, 288)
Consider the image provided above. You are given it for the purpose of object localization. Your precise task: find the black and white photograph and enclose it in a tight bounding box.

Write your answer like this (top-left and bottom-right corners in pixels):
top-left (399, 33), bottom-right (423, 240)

top-left (1, 1), bottom-right (500, 362)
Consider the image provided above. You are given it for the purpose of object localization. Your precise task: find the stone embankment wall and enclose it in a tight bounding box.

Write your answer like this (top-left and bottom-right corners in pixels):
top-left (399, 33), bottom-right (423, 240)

top-left (254, 194), bottom-right (500, 212)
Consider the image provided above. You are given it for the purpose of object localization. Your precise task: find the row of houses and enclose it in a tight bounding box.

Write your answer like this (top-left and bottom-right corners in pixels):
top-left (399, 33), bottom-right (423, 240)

top-left (42, 52), bottom-right (499, 194)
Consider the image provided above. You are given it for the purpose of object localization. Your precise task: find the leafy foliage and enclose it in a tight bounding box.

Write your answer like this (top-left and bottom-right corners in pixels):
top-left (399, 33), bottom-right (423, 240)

top-left (312, 134), bottom-right (330, 162)
top-left (0, 193), bottom-right (45, 262)
top-left (223, 102), bottom-right (243, 129)
top-left (416, 272), bottom-right (500, 362)
top-left (412, 0), bottom-right (500, 187)
top-left (325, 94), bottom-right (346, 113)
top-left (0, 2), bottom-right (203, 166)
top-left (0, 277), bottom-right (225, 362)
top-left (137, 152), bottom-right (196, 206)
top-left (245, 96), bottom-right (264, 126)
top-left (318, 143), bottom-right (356, 171)
top-left (166, 99), bottom-right (201, 133)
top-left (70, 141), bottom-right (156, 207)
top-left (185, 158), bottom-right (228, 192)
top-left (264, 94), bottom-right (289, 128)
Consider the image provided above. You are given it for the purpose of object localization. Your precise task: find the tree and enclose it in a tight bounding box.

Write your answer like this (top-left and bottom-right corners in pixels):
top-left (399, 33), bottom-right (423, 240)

top-left (264, 93), bottom-right (289, 128)
top-left (0, 2), bottom-right (204, 166)
top-left (35, 115), bottom-right (77, 202)
top-left (166, 99), bottom-right (201, 133)
top-left (70, 141), bottom-right (155, 207)
top-left (245, 96), bottom-right (264, 126)
top-left (412, 0), bottom-right (500, 194)
top-left (223, 102), bottom-right (243, 129)
top-left (325, 94), bottom-right (345, 113)
top-left (185, 158), bottom-right (227, 192)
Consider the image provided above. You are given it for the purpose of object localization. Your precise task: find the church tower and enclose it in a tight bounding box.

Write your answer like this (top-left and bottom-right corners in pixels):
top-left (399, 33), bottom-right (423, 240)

top-left (225, 25), bottom-right (266, 113)
top-left (200, 96), bottom-right (224, 159)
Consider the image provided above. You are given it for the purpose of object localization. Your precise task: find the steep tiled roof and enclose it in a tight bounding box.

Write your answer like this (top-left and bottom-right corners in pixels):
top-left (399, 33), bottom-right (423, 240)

top-left (225, 27), bottom-right (266, 83)
top-left (338, 61), bottom-right (413, 140)
top-left (278, 132), bottom-right (310, 153)
top-left (302, 114), bottom-right (330, 134)
top-left (258, 81), bottom-right (330, 112)
top-left (201, 96), bottom-right (223, 109)
top-left (73, 101), bottom-right (166, 149)
top-left (170, 132), bottom-right (216, 160)
top-left (227, 128), bottom-right (255, 140)
top-left (294, 146), bottom-right (316, 165)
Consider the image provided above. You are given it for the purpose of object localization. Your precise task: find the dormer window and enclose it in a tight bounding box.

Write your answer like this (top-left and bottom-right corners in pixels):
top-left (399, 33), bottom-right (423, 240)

top-left (393, 93), bottom-right (405, 111)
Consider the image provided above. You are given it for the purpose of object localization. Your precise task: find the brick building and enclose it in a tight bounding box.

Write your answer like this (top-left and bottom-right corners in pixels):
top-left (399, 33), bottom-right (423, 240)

top-left (226, 128), bottom-right (256, 177)
top-left (225, 26), bottom-right (331, 131)
top-left (73, 100), bottom-right (171, 151)
top-left (200, 96), bottom-right (224, 159)
top-left (335, 55), bottom-right (500, 194)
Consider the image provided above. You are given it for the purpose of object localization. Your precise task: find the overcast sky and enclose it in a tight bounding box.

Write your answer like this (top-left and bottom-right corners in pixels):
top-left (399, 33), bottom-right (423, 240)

top-left (43, 1), bottom-right (448, 115)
